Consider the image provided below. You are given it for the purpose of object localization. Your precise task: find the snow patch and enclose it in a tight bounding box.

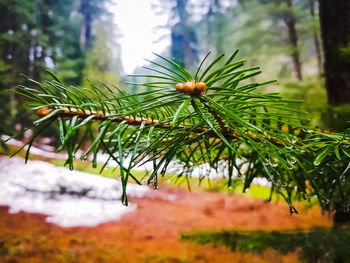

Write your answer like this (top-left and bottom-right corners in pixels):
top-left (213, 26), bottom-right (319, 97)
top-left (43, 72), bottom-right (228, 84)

top-left (2, 135), bottom-right (271, 187)
top-left (0, 157), bottom-right (149, 227)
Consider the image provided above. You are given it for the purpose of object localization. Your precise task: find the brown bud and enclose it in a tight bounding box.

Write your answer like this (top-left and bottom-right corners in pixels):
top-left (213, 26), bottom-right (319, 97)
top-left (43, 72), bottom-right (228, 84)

top-left (124, 116), bottom-right (135, 123)
top-left (175, 83), bottom-right (184, 92)
top-left (247, 131), bottom-right (257, 138)
top-left (293, 128), bottom-right (301, 136)
top-left (95, 112), bottom-right (104, 118)
top-left (281, 125), bottom-right (289, 132)
top-left (183, 82), bottom-right (195, 94)
top-left (37, 107), bottom-right (52, 117)
top-left (194, 82), bottom-right (207, 94)
top-left (76, 109), bottom-right (84, 115)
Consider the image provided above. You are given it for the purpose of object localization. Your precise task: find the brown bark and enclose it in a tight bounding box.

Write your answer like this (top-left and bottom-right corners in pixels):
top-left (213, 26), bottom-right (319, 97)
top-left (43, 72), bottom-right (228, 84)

top-left (319, 0), bottom-right (350, 105)
top-left (285, 0), bottom-right (303, 81)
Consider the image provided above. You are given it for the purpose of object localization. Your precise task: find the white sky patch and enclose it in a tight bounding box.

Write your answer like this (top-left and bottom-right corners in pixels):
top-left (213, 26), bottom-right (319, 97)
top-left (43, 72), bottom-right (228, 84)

top-left (111, 0), bottom-right (170, 73)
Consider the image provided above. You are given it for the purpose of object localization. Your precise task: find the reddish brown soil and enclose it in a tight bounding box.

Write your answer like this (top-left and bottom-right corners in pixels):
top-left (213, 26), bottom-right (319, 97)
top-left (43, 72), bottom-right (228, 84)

top-left (0, 184), bottom-right (332, 263)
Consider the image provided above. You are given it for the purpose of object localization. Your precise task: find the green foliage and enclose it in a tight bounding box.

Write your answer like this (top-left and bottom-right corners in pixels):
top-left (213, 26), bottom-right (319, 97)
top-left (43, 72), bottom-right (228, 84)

top-left (0, 0), bottom-right (36, 134)
top-left (280, 78), bottom-right (327, 127)
top-left (193, 0), bottom-right (323, 82)
top-left (281, 77), bottom-right (350, 131)
top-left (0, 0), bottom-right (121, 136)
top-left (182, 227), bottom-right (350, 262)
top-left (307, 130), bottom-right (350, 213)
top-left (340, 45), bottom-right (350, 61)
top-left (82, 20), bottom-right (123, 86)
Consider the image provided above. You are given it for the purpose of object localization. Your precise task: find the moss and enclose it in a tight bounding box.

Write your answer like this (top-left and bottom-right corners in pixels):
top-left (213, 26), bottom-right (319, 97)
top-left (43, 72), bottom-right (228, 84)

top-left (182, 227), bottom-right (350, 262)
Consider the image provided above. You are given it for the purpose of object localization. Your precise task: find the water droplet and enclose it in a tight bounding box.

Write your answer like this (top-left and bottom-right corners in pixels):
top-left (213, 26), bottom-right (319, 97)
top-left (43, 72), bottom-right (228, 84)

top-left (287, 156), bottom-right (297, 166)
top-left (268, 157), bottom-right (279, 167)
top-left (302, 128), bottom-right (313, 134)
top-left (287, 135), bottom-right (298, 144)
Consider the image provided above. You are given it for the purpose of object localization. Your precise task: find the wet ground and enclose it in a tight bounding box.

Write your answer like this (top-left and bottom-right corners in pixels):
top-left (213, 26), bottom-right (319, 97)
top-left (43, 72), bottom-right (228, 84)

top-left (0, 181), bottom-right (332, 263)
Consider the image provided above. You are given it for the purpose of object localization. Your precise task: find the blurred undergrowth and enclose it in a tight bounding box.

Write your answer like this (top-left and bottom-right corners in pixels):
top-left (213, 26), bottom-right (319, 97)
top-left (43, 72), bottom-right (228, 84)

top-left (182, 227), bottom-right (350, 263)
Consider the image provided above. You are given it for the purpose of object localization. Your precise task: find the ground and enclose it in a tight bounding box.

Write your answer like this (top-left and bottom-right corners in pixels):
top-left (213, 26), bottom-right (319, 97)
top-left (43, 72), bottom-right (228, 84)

top-left (0, 182), bottom-right (332, 263)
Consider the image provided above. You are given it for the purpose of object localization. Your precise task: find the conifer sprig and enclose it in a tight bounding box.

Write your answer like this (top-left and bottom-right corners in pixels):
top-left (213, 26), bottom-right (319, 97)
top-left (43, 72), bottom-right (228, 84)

top-left (13, 50), bottom-right (314, 210)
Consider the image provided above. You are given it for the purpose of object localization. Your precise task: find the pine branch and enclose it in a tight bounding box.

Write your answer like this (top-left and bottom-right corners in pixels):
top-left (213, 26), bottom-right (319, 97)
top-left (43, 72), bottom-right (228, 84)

top-left (14, 50), bottom-right (342, 213)
top-left (36, 106), bottom-right (207, 132)
top-left (36, 105), bottom-right (291, 145)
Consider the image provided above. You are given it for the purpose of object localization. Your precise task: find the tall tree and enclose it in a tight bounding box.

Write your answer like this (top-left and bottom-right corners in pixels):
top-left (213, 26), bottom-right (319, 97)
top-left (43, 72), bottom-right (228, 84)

top-left (319, 0), bottom-right (350, 105)
top-left (0, 0), bottom-right (116, 135)
top-left (79, 0), bottom-right (105, 50)
top-left (82, 19), bottom-right (123, 86)
top-left (204, 0), bottom-right (225, 55)
top-left (308, 0), bottom-right (322, 75)
top-left (258, 0), bottom-right (303, 80)
top-left (232, 0), bottom-right (304, 80)
top-left (29, 0), bottom-right (77, 82)
top-left (0, 0), bottom-right (36, 132)
top-left (284, 0), bottom-right (303, 80)
top-left (170, 0), bottom-right (198, 68)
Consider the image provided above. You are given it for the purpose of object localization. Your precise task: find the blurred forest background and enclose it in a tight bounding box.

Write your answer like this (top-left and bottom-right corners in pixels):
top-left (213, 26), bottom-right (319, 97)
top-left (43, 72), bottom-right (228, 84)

top-left (0, 0), bottom-right (349, 140)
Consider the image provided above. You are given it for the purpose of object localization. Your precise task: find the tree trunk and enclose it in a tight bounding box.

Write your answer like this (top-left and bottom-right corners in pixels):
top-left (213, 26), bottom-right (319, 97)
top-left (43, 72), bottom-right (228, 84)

top-left (206, 0), bottom-right (223, 55)
top-left (80, 0), bottom-right (92, 50)
top-left (206, 4), bottom-right (213, 51)
top-left (284, 0), bottom-right (303, 81)
top-left (319, 0), bottom-right (350, 105)
top-left (170, 0), bottom-right (198, 68)
top-left (308, 0), bottom-right (323, 76)
top-left (333, 210), bottom-right (350, 225)
top-left (333, 210), bottom-right (350, 263)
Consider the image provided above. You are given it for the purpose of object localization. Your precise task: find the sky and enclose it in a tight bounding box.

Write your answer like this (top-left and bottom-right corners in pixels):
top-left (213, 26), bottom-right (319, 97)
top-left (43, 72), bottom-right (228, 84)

top-left (111, 0), bottom-right (171, 73)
